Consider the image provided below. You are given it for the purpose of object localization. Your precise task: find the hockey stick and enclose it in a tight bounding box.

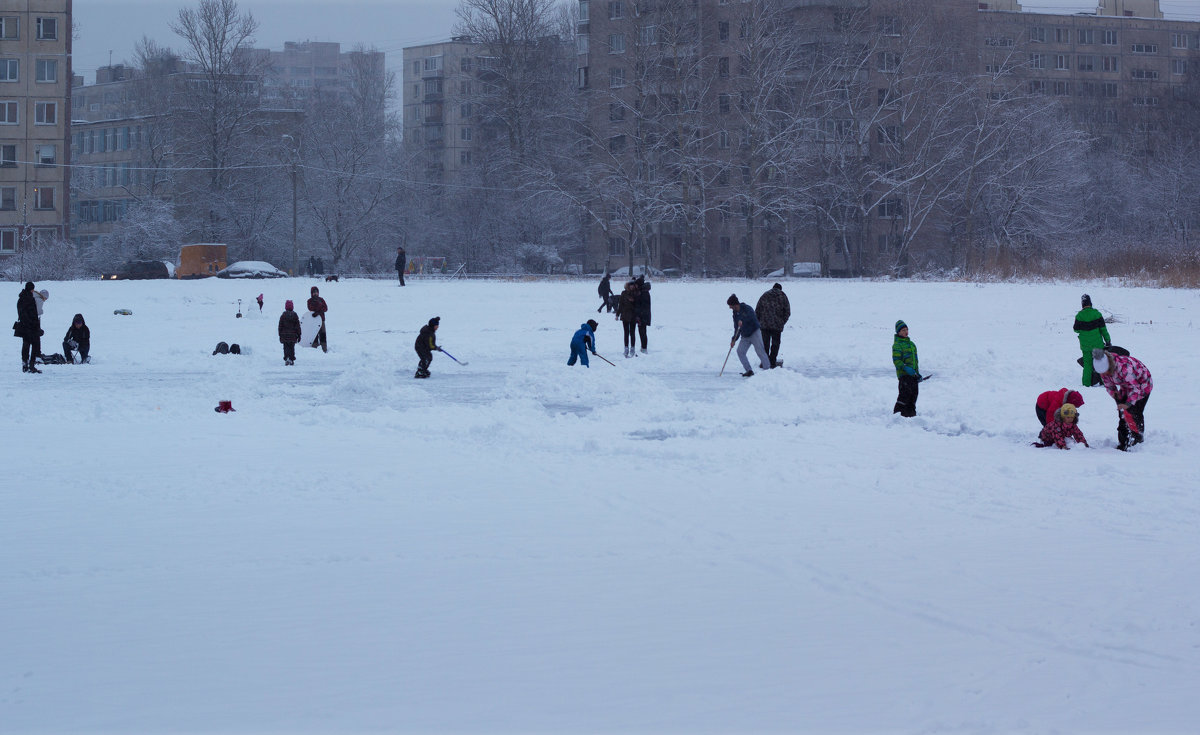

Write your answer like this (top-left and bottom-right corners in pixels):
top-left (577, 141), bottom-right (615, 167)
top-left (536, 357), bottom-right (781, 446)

top-left (719, 342), bottom-right (734, 377)
top-left (919, 373), bottom-right (934, 382)
top-left (441, 348), bottom-right (468, 366)
top-left (593, 352), bottom-right (616, 366)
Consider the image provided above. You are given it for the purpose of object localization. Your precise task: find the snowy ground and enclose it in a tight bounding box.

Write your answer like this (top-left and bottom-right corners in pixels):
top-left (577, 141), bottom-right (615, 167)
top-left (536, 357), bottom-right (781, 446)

top-left (3, 277), bottom-right (1198, 733)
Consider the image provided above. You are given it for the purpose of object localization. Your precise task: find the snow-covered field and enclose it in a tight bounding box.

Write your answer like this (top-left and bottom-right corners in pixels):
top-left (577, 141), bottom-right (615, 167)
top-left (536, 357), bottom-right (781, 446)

top-left (3, 276), bottom-right (1198, 733)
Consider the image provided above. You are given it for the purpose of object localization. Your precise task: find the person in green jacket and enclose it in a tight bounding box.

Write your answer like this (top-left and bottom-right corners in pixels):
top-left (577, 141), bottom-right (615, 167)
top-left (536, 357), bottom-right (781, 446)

top-left (1074, 294), bottom-right (1111, 387)
top-left (892, 320), bottom-right (919, 417)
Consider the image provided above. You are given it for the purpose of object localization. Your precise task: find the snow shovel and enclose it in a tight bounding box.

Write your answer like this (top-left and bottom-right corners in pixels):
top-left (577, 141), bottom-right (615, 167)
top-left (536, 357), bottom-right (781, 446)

top-left (441, 348), bottom-right (468, 366)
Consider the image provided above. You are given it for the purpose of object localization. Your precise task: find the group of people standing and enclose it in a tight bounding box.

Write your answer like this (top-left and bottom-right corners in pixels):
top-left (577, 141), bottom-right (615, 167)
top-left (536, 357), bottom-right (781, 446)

top-left (597, 274), bottom-right (653, 358)
top-left (14, 281), bottom-right (90, 373)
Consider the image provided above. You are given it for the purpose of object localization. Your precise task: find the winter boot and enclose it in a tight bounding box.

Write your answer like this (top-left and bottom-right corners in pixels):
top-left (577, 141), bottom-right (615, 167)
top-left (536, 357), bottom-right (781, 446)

top-left (27, 363), bottom-right (41, 374)
top-left (742, 370), bottom-right (754, 377)
top-left (623, 347), bottom-right (630, 358)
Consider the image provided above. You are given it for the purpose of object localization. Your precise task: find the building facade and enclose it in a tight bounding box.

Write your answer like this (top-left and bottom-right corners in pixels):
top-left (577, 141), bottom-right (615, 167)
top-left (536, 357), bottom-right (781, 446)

top-left (402, 38), bottom-right (482, 179)
top-left (0, 0), bottom-right (71, 261)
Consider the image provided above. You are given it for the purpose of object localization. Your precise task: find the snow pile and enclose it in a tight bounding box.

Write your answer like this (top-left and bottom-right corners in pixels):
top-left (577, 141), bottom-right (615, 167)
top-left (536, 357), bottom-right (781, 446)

top-left (3, 277), bottom-right (1198, 732)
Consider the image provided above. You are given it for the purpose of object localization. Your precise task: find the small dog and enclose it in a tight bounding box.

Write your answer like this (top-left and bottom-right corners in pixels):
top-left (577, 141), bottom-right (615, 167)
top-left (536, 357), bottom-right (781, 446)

top-left (324, 274), bottom-right (340, 282)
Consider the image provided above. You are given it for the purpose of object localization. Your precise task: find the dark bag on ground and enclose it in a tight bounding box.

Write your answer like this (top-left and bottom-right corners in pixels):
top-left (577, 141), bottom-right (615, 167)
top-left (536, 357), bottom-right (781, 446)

top-left (37, 353), bottom-right (67, 365)
top-left (1077, 344), bottom-right (1130, 367)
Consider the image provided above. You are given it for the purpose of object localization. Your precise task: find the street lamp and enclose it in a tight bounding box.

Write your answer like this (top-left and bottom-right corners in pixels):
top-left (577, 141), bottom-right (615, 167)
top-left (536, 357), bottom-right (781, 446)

top-left (281, 134), bottom-right (300, 276)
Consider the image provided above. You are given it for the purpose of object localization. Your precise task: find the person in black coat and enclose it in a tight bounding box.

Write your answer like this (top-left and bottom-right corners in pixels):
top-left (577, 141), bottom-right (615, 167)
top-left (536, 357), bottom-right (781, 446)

top-left (16, 281), bottom-right (42, 373)
top-left (278, 300), bottom-right (302, 365)
top-left (597, 273), bottom-right (613, 313)
top-left (395, 246), bottom-right (407, 286)
top-left (62, 313), bottom-right (90, 364)
top-left (633, 275), bottom-right (652, 353)
top-left (414, 316), bottom-right (441, 378)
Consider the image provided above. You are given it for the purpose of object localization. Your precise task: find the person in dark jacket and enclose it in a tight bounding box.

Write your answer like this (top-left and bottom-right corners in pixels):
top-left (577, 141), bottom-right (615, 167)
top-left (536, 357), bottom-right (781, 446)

top-left (278, 300), bottom-right (302, 365)
top-left (16, 282), bottom-right (42, 373)
top-left (634, 275), bottom-right (652, 353)
top-left (568, 320), bottom-right (599, 367)
top-left (754, 283), bottom-right (791, 368)
top-left (62, 313), bottom-right (91, 364)
top-left (395, 246), bottom-right (407, 286)
top-left (1074, 293), bottom-right (1111, 387)
top-left (728, 294), bottom-right (770, 377)
top-left (307, 286), bottom-right (328, 352)
top-left (616, 281), bottom-right (639, 358)
top-left (597, 273), bottom-right (613, 313)
top-left (892, 320), bottom-right (919, 417)
top-left (414, 316), bottom-right (441, 378)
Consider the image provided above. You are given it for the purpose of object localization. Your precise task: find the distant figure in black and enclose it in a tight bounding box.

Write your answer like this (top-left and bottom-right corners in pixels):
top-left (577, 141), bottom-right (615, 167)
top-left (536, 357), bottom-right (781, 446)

top-left (62, 313), bottom-right (90, 364)
top-left (15, 282), bottom-right (42, 373)
top-left (634, 275), bottom-right (652, 353)
top-left (414, 316), bottom-right (442, 378)
top-left (395, 246), bottom-right (407, 286)
top-left (597, 273), bottom-right (613, 313)
top-left (278, 300), bottom-right (301, 366)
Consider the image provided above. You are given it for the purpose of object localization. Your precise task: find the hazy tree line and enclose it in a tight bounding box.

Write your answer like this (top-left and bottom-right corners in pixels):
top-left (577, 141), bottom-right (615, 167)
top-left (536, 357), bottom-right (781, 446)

top-left (14, 0), bottom-right (1198, 281)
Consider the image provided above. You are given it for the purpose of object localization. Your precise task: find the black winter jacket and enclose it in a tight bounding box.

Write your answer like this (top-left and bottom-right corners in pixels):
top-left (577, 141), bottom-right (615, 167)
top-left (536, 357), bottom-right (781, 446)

top-left (64, 314), bottom-right (90, 348)
top-left (634, 281), bottom-right (652, 325)
top-left (278, 310), bottom-right (302, 343)
top-left (415, 324), bottom-right (438, 355)
top-left (16, 289), bottom-right (39, 336)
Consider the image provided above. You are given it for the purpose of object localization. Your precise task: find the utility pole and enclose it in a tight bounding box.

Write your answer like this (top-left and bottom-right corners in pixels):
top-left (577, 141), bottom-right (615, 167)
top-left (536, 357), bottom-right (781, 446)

top-left (282, 134), bottom-right (299, 275)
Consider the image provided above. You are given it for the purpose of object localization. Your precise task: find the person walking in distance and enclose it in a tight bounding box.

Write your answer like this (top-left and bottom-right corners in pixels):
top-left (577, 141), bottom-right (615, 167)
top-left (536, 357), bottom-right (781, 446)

top-left (278, 300), bottom-right (301, 365)
top-left (727, 294), bottom-right (770, 377)
top-left (395, 246), bottom-right (407, 286)
top-left (15, 282), bottom-right (42, 373)
top-left (1074, 294), bottom-right (1111, 387)
top-left (597, 272), bottom-right (613, 313)
top-left (307, 286), bottom-right (328, 352)
top-left (414, 316), bottom-right (442, 378)
top-left (754, 283), bottom-right (791, 369)
top-left (892, 320), bottom-right (920, 417)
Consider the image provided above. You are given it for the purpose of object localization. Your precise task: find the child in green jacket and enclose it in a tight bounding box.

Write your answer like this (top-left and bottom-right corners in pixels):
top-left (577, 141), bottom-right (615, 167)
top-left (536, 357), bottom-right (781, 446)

top-left (1074, 294), bottom-right (1111, 387)
top-left (892, 320), bottom-right (919, 417)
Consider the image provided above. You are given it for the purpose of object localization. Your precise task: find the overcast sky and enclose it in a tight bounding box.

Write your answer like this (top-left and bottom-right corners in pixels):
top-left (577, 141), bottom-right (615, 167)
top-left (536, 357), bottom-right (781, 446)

top-left (73, 0), bottom-right (1200, 85)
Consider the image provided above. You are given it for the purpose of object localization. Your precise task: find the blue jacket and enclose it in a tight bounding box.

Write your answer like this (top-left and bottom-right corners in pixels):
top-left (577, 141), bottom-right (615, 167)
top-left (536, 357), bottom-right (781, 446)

top-left (731, 303), bottom-right (760, 338)
top-left (571, 323), bottom-right (596, 352)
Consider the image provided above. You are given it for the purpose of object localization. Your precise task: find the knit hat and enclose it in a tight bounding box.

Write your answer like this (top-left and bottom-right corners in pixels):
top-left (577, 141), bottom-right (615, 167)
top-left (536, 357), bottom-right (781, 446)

top-left (1092, 348), bottom-right (1109, 374)
top-left (429, 316), bottom-right (441, 327)
top-left (1081, 293), bottom-right (1092, 308)
top-left (37, 289), bottom-right (48, 300)
top-left (311, 286), bottom-right (319, 295)
top-left (1066, 390), bottom-right (1085, 408)
top-left (727, 294), bottom-right (739, 306)
top-left (772, 283), bottom-right (782, 290)
top-left (285, 300), bottom-right (294, 310)
top-left (1059, 403), bottom-right (1078, 422)
top-left (24, 281), bottom-right (34, 291)
top-left (895, 320), bottom-right (908, 334)
top-left (586, 319), bottom-right (599, 330)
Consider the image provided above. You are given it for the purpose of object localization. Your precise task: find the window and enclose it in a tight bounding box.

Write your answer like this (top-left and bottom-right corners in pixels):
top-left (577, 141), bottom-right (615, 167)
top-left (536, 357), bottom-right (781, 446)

top-left (1102, 81), bottom-right (1118, 98)
top-left (579, 0), bottom-right (589, 22)
top-left (718, 21), bottom-right (728, 42)
top-left (1102, 56), bottom-right (1119, 72)
top-left (1029, 26), bottom-right (1046, 43)
top-left (1076, 82), bottom-right (1096, 97)
top-left (609, 102), bottom-right (624, 121)
top-left (1104, 109), bottom-right (1118, 124)
top-left (1077, 55), bottom-right (1095, 72)
top-left (608, 0), bottom-right (622, 19)
top-left (1078, 29), bottom-right (1094, 45)
top-left (34, 186), bottom-right (53, 209)
top-left (608, 236), bottom-right (625, 256)
top-left (578, 66), bottom-right (589, 89)
top-left (35, 144), bottom-right (55, 165)
top-left (1171, 33), bottom-right (1187, 50)
top-left (984, 37), bottom-right (1013, 48)
top-left (639, 25), bottom-right (656, 45)
top-left (718, 57), bottom-right (729, 78)
top-left (718, 93), bottom-right (729, 114)
top-left (0, 58), bottom-right (17, 82)
top-left (461, 57), bottom-right (473, 72)
top-left (1130, 43), bottom-right (1157, 54)
top-left (1130, 68), bottom-right (1158, 80)
top-left (1, 144), bottom-right (15, 166)
top-left (878, 198), bottom-right (902, 218)
top-left (36, 59), bottom-right (56, 82)
top-left (412, 61), bottom-right (420, 75)
top-left (1131, 96), bottom-right (1159, 107)
top-left (878, 52), bottom-right (899, 73)
top-left (1029, 53), bottom-right (1045, 70)
top-left (1053, 81), bottom-right (1070, 96)
top-left (877, 125), bottom-right (901, 148)
top-left (36, 17), bottom-right (57, 40)
top-left (459, 150), bottom-right (471, 166)
top-left (120, 126), bottom-right (131, 149)
top-left (718, 130), bottom-right (730, 149)
top-left (35, 101), bottom-right (56, 125)
top-left (878, 16), bottom-right (899, 36)
top-left (0, 17), bottom-right (17, 39)
top-left (1028, 80), bottom-right (1046, 94)
top-left (1103, 30), bottom-right (1118, 46)
top-left (608, 134), bottom-right (626, 153)
top-left (577, 35), bottom-right (589, 55)
top-left (422, 56), bottom-right (442, 72)
top-left (1172, 59), bottom-right (1187, 75)
top-left (609, 66), bottom-right (625, 87)
top-left (0, 100), bottom-right (16, 123)
top-left (1055, 54), bottom-right (1070, 70)
top-left (0, 186), bottom-right (13, 209)
top-left (0, 229), bottom-right (15, 252)
top-left (1055, 28), bottom-right (1070, 44)
top-left (460, 126), bottom-right (472, 141)
top-left (608, 33), bottom-right (625, 53)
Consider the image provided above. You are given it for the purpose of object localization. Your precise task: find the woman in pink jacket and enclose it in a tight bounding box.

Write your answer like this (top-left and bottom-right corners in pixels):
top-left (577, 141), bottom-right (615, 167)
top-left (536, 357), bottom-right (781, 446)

top-left (1092, 348), bottom-right (1153, 451)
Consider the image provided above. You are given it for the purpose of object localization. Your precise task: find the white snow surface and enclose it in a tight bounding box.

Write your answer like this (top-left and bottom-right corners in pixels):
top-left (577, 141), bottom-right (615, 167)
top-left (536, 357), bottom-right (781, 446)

top-left (3, 278), bottom-right (1198, 733)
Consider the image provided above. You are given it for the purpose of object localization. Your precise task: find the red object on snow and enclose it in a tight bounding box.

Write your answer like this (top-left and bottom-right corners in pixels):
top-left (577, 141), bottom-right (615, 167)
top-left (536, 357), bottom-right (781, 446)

top-left (214, 400), bottom-right (235, 413)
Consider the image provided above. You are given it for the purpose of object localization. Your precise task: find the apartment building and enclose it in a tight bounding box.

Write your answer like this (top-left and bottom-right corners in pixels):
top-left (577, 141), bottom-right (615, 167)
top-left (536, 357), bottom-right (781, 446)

top-left (243, 40), bottom-right (386, 109)
top-left (402, 38), bottom-right (482, 179)
top-left (0, 0), bottom-right (71, 261)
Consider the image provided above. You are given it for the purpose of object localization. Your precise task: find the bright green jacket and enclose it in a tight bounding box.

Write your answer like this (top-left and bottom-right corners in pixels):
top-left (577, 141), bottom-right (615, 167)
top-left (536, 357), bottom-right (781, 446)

top-left (1073, 307), bottom-right (1111, 351)
top-left (892, 335), bottom-right (918, 378)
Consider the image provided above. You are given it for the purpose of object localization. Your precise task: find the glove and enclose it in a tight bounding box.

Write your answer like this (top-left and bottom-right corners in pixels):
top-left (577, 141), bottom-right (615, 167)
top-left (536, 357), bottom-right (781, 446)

top-left (903, 366), bottom-right (916, 376)
top-left (436, 347), bottom-right (443, 352)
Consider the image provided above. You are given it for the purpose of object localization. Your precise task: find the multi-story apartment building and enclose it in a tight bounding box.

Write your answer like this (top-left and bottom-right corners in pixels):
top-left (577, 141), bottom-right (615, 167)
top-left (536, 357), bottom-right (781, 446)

top-left (244, 40), bottom-right (386, 108)
top-left (402, 38), bottom-right (482, 179)
top-left (0, 0), bottom-right (71, 262)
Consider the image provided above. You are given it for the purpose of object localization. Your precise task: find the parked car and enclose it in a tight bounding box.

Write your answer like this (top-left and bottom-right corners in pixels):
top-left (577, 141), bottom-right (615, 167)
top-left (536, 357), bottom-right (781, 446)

top-left (216, 261), bottom-right (288, 279)
top-left (102, 260), bottom-right (172, 280)
top-left (766, 262), bottom-right (822, 278)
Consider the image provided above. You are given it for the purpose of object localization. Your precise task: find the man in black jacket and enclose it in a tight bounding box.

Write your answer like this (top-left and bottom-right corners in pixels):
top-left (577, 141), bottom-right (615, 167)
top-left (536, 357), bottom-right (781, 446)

top-left (16, 282), bottom-right (42, 373)
top-left (597, 272), bottom-right (613, 313)
top-left (754, 283), bottom-right (791, 368)
top-left (395, 247), bottom-right (406, 286)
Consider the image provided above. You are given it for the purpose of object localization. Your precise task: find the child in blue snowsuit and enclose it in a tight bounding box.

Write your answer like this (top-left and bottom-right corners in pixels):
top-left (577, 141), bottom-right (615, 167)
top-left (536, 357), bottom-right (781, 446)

top-left (568, 320), bottom-right (599, 367)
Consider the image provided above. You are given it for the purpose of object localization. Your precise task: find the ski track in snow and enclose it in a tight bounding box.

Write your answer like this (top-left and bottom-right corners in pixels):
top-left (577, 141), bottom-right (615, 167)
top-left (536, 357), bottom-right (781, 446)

top-left (2, 277), bottom-right (1199, 733)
